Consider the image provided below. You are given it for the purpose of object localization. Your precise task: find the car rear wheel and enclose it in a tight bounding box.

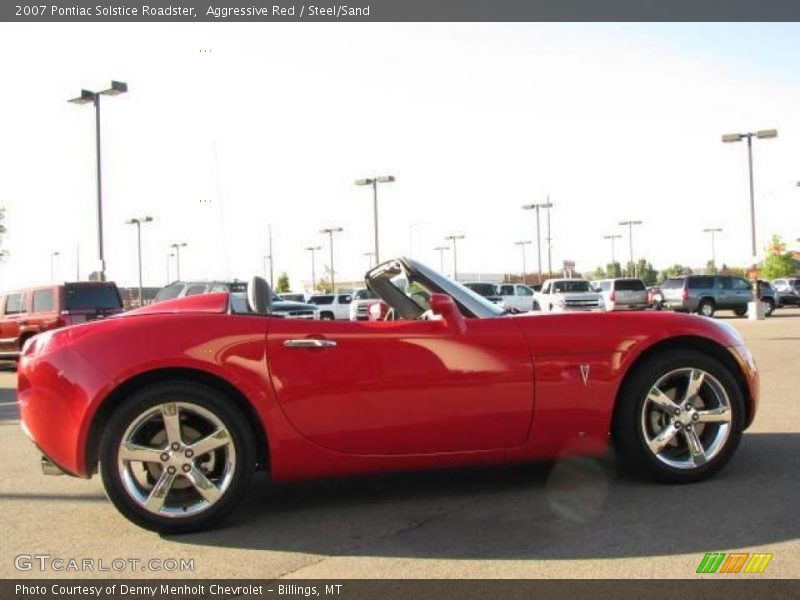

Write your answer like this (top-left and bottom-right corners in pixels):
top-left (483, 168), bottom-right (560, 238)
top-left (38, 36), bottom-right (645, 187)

top-left (99, 381), bottom-right (255, 534)
top-left (697, 299), bottom-right (715, 318)
top-left (733, 307), bottom-right (747, 317)
top-left (612, 350), bottom-right (744, 483)
top-left (762, 299), bottom-right (775, 317)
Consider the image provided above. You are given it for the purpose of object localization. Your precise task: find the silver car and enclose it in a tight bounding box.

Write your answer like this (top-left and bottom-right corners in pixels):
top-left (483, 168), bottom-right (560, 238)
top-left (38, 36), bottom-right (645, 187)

top-left (594, 278), bottom-right (649, 311)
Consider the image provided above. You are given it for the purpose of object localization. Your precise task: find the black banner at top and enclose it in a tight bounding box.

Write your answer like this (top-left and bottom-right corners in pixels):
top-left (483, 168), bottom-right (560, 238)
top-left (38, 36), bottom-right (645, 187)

top-left (3, 0), bottom-right (800, 22)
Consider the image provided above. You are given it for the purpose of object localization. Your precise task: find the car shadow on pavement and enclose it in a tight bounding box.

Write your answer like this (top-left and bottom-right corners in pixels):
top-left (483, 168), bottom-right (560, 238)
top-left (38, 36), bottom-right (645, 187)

top-left (172, 432), bottom-right (799, 560)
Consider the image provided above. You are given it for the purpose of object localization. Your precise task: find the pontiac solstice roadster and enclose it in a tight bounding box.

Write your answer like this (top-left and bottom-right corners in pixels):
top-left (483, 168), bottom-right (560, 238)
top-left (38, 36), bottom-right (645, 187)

top-left (18, 258), bottom-right (758, 532)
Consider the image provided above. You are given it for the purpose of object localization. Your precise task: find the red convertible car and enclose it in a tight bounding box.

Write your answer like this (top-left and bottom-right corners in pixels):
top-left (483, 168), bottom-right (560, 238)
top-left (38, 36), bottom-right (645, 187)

top-left (18, 258), bottom-right (758, 533)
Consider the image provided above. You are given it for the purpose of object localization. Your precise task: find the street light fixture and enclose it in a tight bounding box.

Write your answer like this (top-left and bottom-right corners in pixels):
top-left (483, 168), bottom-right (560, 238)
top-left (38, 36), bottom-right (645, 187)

top-left (618, 220), bottom-right (643, 278)
top-left (514, 240), bottom-right (533, 285)
top-left (50, 251), bottom-right (60, 281)
top-left (320, 227), bottom-right (344, 292)
top-left (169, 242), bottom-right (187, 281)
top-left (305, 245), bottom-right (322, 292)
top-left (126, 216), bottom-right (153, 307)
top-left (433, 246), bottom-right (450, 273)
top-left (444, 235), bottom-right (465, 281)
top-left (355, 175), bottom-right (395, 264)
top-left (703, 227), bottom-right (723, 267)
top-left (68, 80), bottom-right (128, 280)
top-left (522, 201), bottom-right (553, 283)
top-left (603, 234), bottom-right (622, 267)
top-left (721, 128), bottom-right (778, 257)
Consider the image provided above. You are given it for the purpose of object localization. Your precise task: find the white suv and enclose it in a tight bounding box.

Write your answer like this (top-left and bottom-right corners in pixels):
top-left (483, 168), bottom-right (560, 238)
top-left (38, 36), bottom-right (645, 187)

top-left (533, 279), bottom-right (602, 312)
top-left (593, 278), bottom-right (649, 311)
top-left (349, 288), bottom-right (380, 320)
top-left (308, 293), bottom-right (353, 320)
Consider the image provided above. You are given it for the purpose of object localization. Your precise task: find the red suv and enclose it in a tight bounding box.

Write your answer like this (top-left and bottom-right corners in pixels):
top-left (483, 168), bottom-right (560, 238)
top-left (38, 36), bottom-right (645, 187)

top-left (0, 281), bottom-right (123, 359)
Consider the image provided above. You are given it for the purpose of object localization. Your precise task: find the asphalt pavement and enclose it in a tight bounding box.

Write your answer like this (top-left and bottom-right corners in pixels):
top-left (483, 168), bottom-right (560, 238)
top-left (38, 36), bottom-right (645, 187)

top-left (1, 311), bottom-right (798, 579)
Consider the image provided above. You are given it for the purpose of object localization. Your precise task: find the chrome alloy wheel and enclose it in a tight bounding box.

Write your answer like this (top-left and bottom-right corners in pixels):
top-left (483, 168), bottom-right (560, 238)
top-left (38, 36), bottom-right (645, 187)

top-left (640, 368), bottom-right (732, 470)
top-left (117, 402), bottom-right (236, 518)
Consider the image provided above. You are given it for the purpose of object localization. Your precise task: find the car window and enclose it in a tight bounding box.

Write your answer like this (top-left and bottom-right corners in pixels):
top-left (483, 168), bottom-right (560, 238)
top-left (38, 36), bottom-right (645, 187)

top-left (541, 282), bottom-right (551, 294)
top-left (338, 294), bottom-right (352, 304)
top-left (4, 293), bottom-right (25, 315)
top-left (614, 279), bottom-right (646, 291)
top-left (661, 278), bottom-right (684, 289)
top-left (733, 278), bottom-right (752, 291)
top-left (553, 280), bottom-right (592, 293)
top-left (465, 283), bottom-right (498, 297)
top-left (65, 284), bottom-right (122, 311)
top-left (598, 281), bottom-right (611, 292)
top-left (154, 284), bottom-right (184, 302)
top-left (184, 285), bottom-right (207, 297)
top-left (309, 295), bottom-right (334, 305)
top-left (688, 277), bottom-right (713, 290)
top-left (499, 285), bottom-right (514, 295)
top-left (354, 289), bottom-right (378, 300)
top-left (517, 285), bottom-right (533, 296)
top-left (32, 289), bottom-right (55, 313)
top-left (209, 284), bottom-right (229, 293)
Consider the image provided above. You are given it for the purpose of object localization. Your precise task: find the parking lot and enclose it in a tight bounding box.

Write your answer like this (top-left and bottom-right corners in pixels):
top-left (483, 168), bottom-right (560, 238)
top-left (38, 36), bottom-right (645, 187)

top-left (1, 310), bottom-right (798, 579)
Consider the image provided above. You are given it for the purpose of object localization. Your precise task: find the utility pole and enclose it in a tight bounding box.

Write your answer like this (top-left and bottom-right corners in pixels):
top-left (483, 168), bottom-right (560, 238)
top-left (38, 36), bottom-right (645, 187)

top-left (514, 240), bottom-right (533, 285)
top-left (305, 245), bottom-right (322, 292)
top-left (444, 235), bottom-right (465, 281)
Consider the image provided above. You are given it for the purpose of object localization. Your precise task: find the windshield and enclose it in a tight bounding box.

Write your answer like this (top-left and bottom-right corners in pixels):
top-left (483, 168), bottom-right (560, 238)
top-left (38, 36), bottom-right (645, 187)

top-left (65, 283), bottom-right (123, 311)
top-left (552, 280), bottom-right (593, 293)
top-left (661, 278), bottom-right (685, 289)
top-left (614, 279), bottom-right (646, 291)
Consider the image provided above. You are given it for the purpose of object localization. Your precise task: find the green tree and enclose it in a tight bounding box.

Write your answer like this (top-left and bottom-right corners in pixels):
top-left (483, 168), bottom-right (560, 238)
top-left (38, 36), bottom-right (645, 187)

top-left (761, 234), bottom-right (796, 280)
top-left (659, 264), bottom-right (693, 281)
top-left (276, 271), bottom-right (291, 293)
top-left (719, 264), bottom-right (747, 277)
top-left (636, 259), bottom-right (658, 286)
top-left (705, 260), bottom-right (718, 275)
top-left (592, 266), bottom-right (606, 279)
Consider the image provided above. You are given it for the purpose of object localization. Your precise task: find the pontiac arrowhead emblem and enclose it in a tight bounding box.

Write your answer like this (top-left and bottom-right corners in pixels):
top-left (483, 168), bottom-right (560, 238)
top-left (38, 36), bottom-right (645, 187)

top-left (580, 364), bottom-right (590, 386)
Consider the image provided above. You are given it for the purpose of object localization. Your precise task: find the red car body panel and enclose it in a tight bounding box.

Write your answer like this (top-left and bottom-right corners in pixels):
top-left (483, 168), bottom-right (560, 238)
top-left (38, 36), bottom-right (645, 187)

top-left (17, 293), bottom-right (758, 483)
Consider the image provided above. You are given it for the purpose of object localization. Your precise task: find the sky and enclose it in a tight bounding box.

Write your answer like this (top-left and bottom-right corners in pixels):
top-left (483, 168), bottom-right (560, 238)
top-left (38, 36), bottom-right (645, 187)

top-left (1, 23), bottom-right (799, 291)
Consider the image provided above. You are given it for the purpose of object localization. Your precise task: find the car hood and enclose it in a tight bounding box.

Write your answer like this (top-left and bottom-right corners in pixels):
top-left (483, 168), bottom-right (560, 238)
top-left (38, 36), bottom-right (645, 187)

top-left (124, 292), bottom-right (230, 316)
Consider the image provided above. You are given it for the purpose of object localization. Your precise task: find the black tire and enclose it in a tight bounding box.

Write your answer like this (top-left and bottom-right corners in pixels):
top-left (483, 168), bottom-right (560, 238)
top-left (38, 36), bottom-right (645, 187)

top-left (733, 307), bottom-right (747, 317)
top-left (612, 349), bottom-right (744, 484)
top-left (697, 299), bottom-right (715, 318)
top-left (763, 299), bottom-right (775, 317)
top-left (99, 381), bottom-right (255, 534)
top-left (320, 311), bottom-right (335, 320)
top-left (532, 300), bottom-right (541, 311)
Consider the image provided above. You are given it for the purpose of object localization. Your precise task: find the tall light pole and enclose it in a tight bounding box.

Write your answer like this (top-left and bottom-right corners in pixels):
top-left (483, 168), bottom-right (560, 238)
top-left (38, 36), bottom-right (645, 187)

top-left (266, 224), bottom-right (274, 289)
top-left (545, 197), bottom-right (553, 276)
top-left (262, 255), bottom-right (270, 281)
top-left (355, 175), bottom-right (395, 264)
top-left (603, 234), bottom-right (622, 267)
top-left (619, 220), bottom-right (643, 278)
top-left (50, 251), bottom-right (60, 281)
top-left (722, 129), bottom-right (778, 257)
top-left (444, 235), bottom-right (465, 281)
top-left (514, 240), bottom-right (532, 285)
top-left (125, 216), bottom-right (153, 307)
top-left (522, 201), bottom-right (553, 284)
top-left (362, 251), bottom-right (375, 270)
top-left (703, 227), bottom-right (723, 267)
top-left (433, 246), bottom-right (449, 273)
top-left (305, 245), bottom-right (322, 292)
top-left (170, 242), bottom-right (187, 281)
top-left (320, 227), bottom-right (343, 292)
top-left (68, 80), bottom-right (128, 281)
top-left (166, 252), bottom-right (174, 284)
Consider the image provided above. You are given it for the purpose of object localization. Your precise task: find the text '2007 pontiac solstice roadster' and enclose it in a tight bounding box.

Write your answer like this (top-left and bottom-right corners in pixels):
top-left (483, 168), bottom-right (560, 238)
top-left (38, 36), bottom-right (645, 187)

top-left (18, 258), bottom-right (758, 533)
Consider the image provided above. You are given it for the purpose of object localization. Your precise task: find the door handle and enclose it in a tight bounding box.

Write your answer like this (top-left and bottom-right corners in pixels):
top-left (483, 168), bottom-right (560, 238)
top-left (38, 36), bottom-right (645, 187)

top-left (284, 339), bottom-right (337, 348)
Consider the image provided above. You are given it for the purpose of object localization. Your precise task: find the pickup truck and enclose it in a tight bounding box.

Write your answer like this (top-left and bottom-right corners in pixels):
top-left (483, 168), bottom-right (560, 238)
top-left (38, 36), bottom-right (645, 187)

top-left (533, 278), bottom-right (603, 312)
top-left (496, 283), bottom-right (536, 312)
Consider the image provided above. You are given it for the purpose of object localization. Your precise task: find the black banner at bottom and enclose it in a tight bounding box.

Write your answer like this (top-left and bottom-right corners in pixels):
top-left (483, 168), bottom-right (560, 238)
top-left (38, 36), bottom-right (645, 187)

top-left (4, 579), bottom-right (799, 600)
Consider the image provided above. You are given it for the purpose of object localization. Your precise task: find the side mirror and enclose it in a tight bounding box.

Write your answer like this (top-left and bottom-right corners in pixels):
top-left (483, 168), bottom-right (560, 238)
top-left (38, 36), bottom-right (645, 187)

top-left (429, 293), bottom-right (467, 334)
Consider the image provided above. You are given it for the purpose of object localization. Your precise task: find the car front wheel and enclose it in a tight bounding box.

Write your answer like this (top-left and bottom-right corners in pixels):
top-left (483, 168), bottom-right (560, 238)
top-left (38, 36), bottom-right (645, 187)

top-left (613, 350), bottom-right (744, 483)
top-left (99, 381), bottom-right (255, 534)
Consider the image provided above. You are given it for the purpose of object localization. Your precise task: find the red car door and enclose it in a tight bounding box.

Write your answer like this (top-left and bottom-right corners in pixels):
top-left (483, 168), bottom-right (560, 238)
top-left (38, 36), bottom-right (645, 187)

top-left (267, 317), bottom-right (534, 455)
